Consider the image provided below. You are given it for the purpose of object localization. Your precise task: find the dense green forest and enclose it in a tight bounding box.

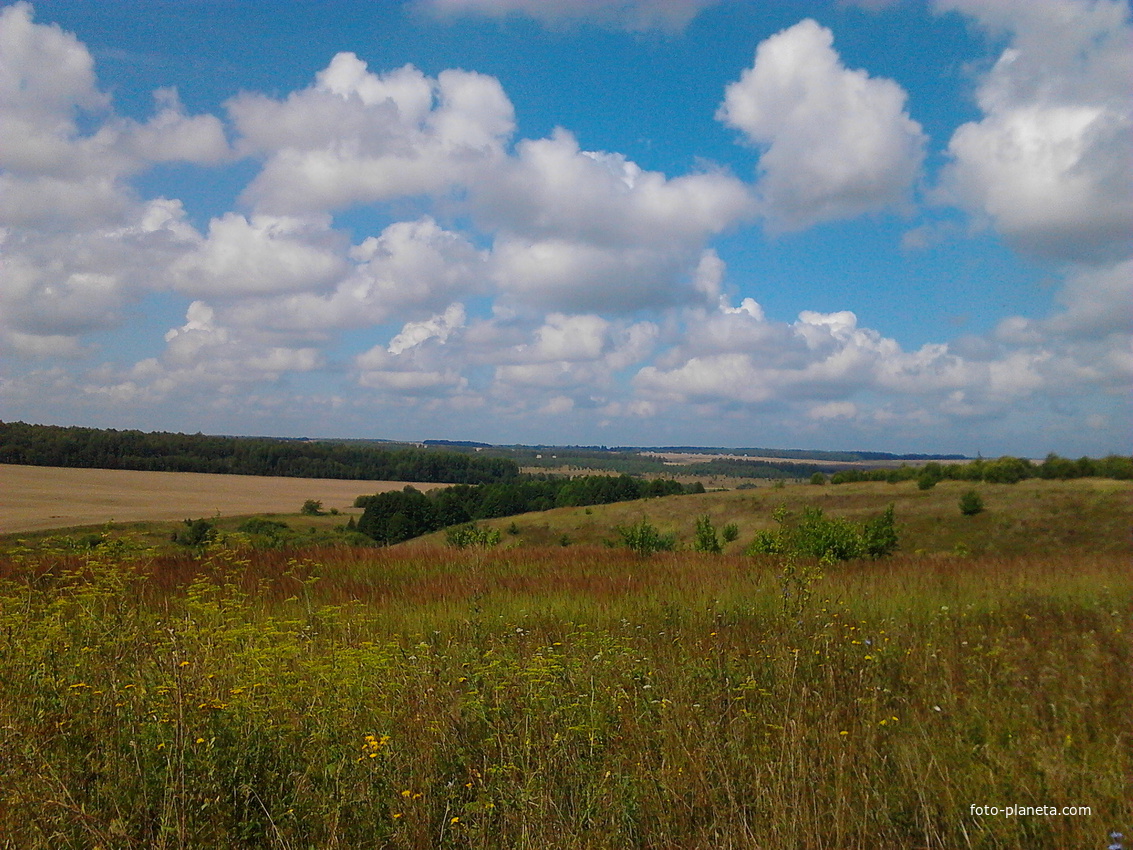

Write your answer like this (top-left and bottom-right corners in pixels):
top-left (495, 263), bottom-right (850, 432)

top-left (0, 421), bottom-right (518, 484)
top-left (356, 475), bottom-right (702, 545)
top-left (828, 454), bottom-right (1133, 485)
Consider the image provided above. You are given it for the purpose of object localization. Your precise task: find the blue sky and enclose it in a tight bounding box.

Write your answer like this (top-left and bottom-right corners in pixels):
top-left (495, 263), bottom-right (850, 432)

top-left (1, 0), bottom-right (1130, 456)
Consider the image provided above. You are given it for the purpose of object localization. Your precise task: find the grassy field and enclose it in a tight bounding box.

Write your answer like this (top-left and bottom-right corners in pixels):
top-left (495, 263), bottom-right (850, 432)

top-left (0, 464), bottom-right (451, 534)
top-left (0, 479), bottom-right (1129, 848)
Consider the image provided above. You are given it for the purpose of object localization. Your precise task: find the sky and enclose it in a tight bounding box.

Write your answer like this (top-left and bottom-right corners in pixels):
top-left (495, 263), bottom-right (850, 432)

top-left (0, 0), bottom-right (1130, 456)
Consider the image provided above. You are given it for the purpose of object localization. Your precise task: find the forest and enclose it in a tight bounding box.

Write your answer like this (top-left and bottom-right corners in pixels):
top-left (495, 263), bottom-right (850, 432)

top-left (356, 475), bottom-right (703, 545)
top-left (827, 454), bottom-right (1133, 485)
top-left (0, 421), bottom-right (518, 484)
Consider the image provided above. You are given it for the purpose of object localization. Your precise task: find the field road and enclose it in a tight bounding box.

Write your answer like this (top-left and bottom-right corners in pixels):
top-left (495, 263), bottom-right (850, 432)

top-left (0, 464), bottom-right (446, 534)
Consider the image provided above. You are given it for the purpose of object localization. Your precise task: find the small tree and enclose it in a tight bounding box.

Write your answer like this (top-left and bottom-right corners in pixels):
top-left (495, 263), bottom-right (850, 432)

top-left (300, 499), bottom-right (323, 516)
top-left (959, 490), bottom-right (984, 516)
top-left (810, 472), bottom-right (827, 485)
top-left (693, 515), bottom-right (722, 554)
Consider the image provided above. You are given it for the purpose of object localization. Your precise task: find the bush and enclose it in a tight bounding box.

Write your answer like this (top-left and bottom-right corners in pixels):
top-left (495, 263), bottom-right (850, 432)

top-left (617, 518), bottom-right (676, 556)
top-left (747, 504), bottom-right (898, 564)
top-left (959, 490), bottom-right (984, 516)
top-left (300, 499), bottom-right (323, 516)
top-left (171, 517), bottom-right (216, 547)
top-left (861, 504), bottom-right (899, 557)
top-left (809, 472), bottom-right (827, 485)
top-left (445, 523), bottom-right (502, 549)
top-left (722, 522), bottom-right (740, 543)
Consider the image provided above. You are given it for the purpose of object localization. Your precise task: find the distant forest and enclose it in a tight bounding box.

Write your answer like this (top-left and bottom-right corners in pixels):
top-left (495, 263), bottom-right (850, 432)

top-left (0, 421), bottom-right (518, 484)
top-left (356, 475), bottom-right (702, 545)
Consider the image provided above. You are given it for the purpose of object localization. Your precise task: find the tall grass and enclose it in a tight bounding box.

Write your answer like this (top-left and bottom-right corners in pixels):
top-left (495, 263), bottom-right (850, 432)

top-left (0, 532), bottom-right (1130, 847)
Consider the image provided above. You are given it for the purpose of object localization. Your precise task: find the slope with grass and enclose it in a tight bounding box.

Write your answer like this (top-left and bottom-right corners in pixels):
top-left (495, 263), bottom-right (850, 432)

top-left (0, 478), bottom-right (1129, 849)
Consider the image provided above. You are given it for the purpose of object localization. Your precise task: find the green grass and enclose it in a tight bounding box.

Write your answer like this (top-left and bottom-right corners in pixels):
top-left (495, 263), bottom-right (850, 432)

top-left (0, 480), bottom-right (1130, 848)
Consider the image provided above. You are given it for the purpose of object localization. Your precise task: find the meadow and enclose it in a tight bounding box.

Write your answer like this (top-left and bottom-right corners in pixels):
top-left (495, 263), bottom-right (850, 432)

top-left (0, 478), bottom-right (1129, 848)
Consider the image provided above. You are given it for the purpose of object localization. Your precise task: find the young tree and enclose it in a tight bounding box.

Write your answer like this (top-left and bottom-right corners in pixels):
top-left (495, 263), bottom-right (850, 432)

top-left (693, 515), bottom-right (722, 554)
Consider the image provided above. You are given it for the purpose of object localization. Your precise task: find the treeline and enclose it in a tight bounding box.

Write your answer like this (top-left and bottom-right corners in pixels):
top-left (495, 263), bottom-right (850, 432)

top-left (829, 454), bottom-right (1133, 486)
top-left (630, 446), bottom-right (967, 463)
top-left (0, 421), bottom-right (518, 484)
top-left (357, 475), bottom-right (702, 545)
top-left (687, 458), bottom-right (843, 479)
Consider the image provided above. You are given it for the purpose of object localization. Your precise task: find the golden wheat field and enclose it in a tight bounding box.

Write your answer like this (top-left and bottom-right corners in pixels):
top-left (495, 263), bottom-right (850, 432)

top-left (0, 463), bottom-right (444, 534)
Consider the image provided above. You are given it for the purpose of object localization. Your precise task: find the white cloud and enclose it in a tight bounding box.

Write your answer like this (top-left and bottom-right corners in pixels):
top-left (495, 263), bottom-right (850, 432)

top-left (116, 88), bottom-right (229, 166)
top-left (0, 4), bottom-right (229, 354)
top-left (938, 0), bottom-right (1133, 261)
top-left (476, 129), bottom-right (750, 248)
top-left (231, 54), bottom-right (514, 214)
top-left (808, 401), bottom-right (858, 420)
top-left (167, 213), bottom-right (348, 298)
top-left (479, 129), bottom-right (752, 312)
top-left (718, 18), bottom-right (926, 230)
top-left (0, 4), bottom-right (228, 183)
top-left (388, 303), bottom-right (467, 354)
top-left (490, 236), bottom-right (690, 312)
top-left (415, 0), bottom-right (720, 32)
top-left (1044, 259), bottom-right (1133, 338)
top-left (218, 217), bottom-right (485, 335)
top-left (0, 197), bottom-right (198, 344)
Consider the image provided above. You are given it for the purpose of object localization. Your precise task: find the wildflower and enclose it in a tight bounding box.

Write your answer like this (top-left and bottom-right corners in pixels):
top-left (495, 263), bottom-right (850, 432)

top-left (450, 817), bottom-right (460, 825)
top-left (1109, 832), bottom-right (1124, 850)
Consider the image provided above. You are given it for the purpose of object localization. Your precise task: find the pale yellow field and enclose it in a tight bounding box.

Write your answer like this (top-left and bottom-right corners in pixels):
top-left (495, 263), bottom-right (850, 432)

top-left (0, 464), bottom-right (443, 534)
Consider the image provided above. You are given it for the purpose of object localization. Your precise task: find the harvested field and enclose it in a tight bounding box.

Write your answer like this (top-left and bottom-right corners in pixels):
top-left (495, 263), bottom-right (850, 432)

top-left (0, 464), bottom-right (444, 533)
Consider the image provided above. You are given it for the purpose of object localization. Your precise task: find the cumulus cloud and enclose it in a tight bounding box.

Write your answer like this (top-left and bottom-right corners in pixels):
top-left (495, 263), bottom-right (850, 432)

top-left (478, 129), bottom-right (752, 311)
top-left (216, 217), bottom-right (486, 335)
top-left (634, 285), bottom-right (1130, 432)
top-left (230, 53), bottom-right (514, 214)
top-left (387, 302), bottom-right (467, 355)
top-left (0, 198), bottom-right (199, 348)
top-left (167, 213), bottom-right (348, 298)
top-left (0, 3), bottom-right (229, 354)
top-left (476, 129), bottom-right (750, 248)
top-left (938, 0), bottom-right (1133, 262)
top-left (0, 4), bottom-right (227, 183)
top-left (355, 317), bottom-right (470, 395)
top-left (718, 18), bottom-right (926, 230)
top-left (415, 0), bottom-right (720, 32)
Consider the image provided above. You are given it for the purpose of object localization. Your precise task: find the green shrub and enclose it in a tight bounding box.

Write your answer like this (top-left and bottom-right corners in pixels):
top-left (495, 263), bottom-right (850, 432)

top-left (300, 499), bottom-right (323, 516)
top-left (445, 523), bottom-right (502, 549)
top-left (747, 504), bottom-right (898, 564)
top-left (617, 518), bottom-right (676, 556)
top-left (959, 490), bottom-right (984, 516)
top-left (171, 517), bottom-right (216, 547)
top-left (721, 522), bottom-right (740, 543)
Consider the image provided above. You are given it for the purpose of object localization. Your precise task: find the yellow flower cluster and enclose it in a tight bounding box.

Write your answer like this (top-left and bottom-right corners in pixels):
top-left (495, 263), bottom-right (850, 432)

top-left (361, 733), bottom-right (391, 759)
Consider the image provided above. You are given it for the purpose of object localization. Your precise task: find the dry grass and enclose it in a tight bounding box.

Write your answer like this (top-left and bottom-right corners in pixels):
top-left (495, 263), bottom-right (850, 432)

top-left (0, 463), bottom-right (447, 534)
top-left (0, 535), bottom-right (1129, 849)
